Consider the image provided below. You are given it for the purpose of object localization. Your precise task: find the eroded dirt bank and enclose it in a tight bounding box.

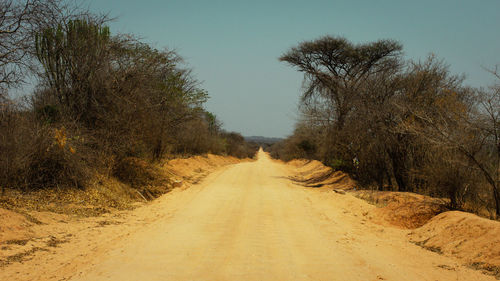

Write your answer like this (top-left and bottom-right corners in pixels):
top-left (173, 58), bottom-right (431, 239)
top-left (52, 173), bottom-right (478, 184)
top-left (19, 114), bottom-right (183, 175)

top-left (1, 150), bottom-right (497, 280)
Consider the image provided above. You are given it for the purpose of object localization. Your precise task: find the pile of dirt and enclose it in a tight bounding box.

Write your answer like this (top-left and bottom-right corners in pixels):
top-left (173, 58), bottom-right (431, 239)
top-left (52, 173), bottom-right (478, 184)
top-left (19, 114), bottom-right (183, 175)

top-left (352, 189), bottom-right (500, 277)
top-left (164, 154), bottom-right (244, 184)
top-left (0, 208), bottom-right (84, 268)
top-left (286, 159), bottom-right (311, 168)
top-left (353, 190), bottom-right (448, 229)
top-left (409, 211), bottom-right (500, 278)
top-left (0, 209), bottom-right (71, 242)
top-left (0, 209), bottom-right (34, 242)
top-left (0, 207), bottom-right (75, 268)
top-left (286, 159), bottom-right (356, 190)
top-left (287, 159), bottom-right (447, 229)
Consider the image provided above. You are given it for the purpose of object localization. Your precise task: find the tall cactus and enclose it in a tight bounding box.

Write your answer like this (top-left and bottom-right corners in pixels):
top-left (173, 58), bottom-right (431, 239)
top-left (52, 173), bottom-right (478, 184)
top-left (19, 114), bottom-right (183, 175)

top-left (35, 19), bottom-right (110, 119)
top-left (35, 24), bottom-right (66, 101)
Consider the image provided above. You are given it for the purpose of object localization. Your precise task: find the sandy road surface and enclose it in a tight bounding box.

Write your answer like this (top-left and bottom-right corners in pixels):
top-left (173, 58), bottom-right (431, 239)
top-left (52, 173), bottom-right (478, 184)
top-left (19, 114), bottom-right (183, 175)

top-left (3, 150), bottom-right (494, 280)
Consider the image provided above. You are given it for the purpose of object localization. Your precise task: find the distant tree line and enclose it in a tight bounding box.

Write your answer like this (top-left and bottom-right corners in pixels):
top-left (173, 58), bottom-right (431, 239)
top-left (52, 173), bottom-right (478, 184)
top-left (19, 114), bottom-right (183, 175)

top-left (270, 36), bottom-right (499, 217)
top-left (0, 0), bottom-right (256, 193)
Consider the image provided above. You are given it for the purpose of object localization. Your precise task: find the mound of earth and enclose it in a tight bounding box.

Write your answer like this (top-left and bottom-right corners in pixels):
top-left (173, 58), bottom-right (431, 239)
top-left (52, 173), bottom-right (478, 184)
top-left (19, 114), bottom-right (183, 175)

top-left (409, 211), bottom-right (500, 277)
top-left (164, 154), bottom-right (245, 184)
top-left (0, 209), bottom-right (34, 242)
top-left (353, 190), bottom-right (448, 229)
top-left (285, 159), bottom-right (310, 167)
top-left (286, 159), bottom-right (356, 190)
top-left (287, 160), bottom-right (447, 229)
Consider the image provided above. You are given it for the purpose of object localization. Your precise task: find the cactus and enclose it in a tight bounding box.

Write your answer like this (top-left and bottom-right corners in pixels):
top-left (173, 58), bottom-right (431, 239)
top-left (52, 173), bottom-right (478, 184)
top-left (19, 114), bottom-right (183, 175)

top-left (35, 24), bottom-right (66, 99)
top-left (35, 19), bottom-right (110, 113)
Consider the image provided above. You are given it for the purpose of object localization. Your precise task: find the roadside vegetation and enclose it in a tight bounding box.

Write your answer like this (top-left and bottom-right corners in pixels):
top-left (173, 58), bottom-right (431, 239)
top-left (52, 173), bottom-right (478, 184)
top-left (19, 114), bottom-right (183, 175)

top-left (271, 35), bottom-right (499, 218)
top-left (0, 0), bottom-right (256, 213)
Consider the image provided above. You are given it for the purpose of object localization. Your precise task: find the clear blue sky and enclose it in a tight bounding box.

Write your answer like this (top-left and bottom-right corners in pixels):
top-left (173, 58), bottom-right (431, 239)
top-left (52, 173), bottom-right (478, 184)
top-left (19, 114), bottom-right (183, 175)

top-left (89, 0), bottom-right (500, 138)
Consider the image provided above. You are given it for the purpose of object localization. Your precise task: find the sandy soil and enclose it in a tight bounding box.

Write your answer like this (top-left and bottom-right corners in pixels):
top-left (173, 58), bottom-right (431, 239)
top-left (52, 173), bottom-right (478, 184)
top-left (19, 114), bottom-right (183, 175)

top-left (409, 211), bottom-right (500, 275)
top-left (352, 190), bottom-right (449, 229)
top-left (287, 159), bottom-right (356, 190)
top-left (0, 149), bottom-right (496, 280)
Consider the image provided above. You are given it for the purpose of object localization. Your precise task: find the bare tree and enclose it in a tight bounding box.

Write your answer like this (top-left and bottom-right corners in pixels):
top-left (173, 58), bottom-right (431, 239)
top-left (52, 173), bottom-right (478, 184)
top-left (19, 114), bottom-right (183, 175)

top-left (0, 0), bottom-right (61, 92)
top-left (400, 58), bottom-right (500, 215)
top-left (474, 66), bottom-right (500, 214)
top-left (1, 0), bottom-right (32, 90)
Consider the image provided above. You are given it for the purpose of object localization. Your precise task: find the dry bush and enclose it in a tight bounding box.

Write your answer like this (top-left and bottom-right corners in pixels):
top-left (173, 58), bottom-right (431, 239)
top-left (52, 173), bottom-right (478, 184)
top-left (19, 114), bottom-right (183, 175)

top-left (24, 126), bottom-right (88, 190)
top-left (112, 157), bottom-right (169, 191)
top-left (406, 144), bottom-right (496, 213)
top-left (221, 132), bottom-right (256, 159)
top-left (0, 100), bottom-right (31, 193)
top-left (1, 100), bottom-right (90, 192)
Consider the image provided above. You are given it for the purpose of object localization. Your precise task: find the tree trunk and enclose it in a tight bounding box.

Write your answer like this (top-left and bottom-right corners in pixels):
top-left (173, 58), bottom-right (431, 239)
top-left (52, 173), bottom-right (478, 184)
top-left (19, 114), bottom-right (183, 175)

top-left (385, 168), bottom-right (394, 190)
top-left (388, 148), bottom-right (408, 192)
top-left (377, 171), bottom-right (384, 191)
top-left (459, 147), bottom-right (500, 216)
top-left (393, 166), bottom-right (407, 192)
top-left (493, 185), bottom-right (500, 218)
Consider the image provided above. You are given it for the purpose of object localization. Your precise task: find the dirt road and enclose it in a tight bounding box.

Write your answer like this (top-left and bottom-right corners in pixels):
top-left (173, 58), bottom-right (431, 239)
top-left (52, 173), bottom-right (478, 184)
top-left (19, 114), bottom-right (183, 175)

top-left (3, 150), bottom-right (494, 280)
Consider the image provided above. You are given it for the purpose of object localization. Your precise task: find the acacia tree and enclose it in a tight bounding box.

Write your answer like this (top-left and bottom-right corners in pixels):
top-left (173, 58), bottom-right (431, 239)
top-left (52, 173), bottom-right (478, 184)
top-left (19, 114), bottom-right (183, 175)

top-left (280, 36), bottom-right (404, 181)
top-left (279, 36), bottom-right (402, 130)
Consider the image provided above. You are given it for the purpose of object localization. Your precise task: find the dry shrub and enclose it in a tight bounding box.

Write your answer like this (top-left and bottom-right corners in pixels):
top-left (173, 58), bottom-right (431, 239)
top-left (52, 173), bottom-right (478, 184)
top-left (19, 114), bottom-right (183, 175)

top-left (1, 100), bottom-right (90, 192)
top-left (113, 157), bottom-right (171, 199)
top-left (0, 101), bottom-right (30, 192)
top-left (113, 157), bottom-right (162, 187)
top-left (221, 132), bottom-right (257, 159)
top-left (25, 127), bottom-right (88, 190)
